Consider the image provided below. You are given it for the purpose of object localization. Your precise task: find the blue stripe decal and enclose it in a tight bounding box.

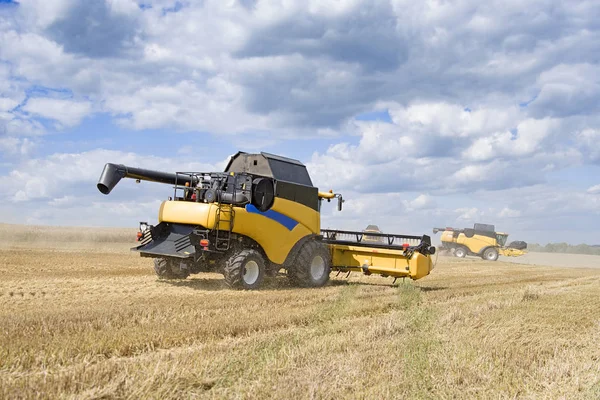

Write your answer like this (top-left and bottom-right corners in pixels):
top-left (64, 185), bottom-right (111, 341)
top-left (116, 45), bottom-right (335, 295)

top-left (245, 204), bottom-right (299, 231)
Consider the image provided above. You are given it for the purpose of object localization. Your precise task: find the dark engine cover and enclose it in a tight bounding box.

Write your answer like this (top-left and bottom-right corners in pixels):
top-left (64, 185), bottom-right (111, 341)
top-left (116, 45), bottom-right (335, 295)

top-left (507, 241), bottom-right (527, 250)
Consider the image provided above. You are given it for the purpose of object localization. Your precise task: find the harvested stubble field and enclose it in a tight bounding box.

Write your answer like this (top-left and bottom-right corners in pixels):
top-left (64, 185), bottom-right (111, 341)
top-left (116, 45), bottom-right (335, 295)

top-left (1, 224), bottom-right (600, 399)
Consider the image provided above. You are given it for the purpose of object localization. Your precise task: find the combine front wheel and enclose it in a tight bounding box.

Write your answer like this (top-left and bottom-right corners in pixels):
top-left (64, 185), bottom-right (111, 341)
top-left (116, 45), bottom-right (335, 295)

top-left (454, 247), bottom-right (467, 258)
top-left (482, 247), bottom-right (499, 261)
top-left (288, 241), bottom-right (331, 287)
top-left (223, 249), bottom-right (266, 290)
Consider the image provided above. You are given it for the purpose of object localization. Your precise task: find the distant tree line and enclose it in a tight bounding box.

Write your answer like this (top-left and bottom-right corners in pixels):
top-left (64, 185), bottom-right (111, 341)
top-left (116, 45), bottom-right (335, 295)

top-left (527, 243), bottom-right (600, 256)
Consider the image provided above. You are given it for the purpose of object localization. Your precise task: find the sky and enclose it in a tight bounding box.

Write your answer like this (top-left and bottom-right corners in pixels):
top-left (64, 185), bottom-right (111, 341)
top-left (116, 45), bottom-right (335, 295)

top-left (1, 0), bottom-right (600, 245)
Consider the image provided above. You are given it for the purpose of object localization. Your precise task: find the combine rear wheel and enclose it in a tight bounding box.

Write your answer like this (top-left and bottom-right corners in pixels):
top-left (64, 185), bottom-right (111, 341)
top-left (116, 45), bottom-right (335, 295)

top-left (288, 240), bottom-right (331, 287)
top-left (223, 249), bottom-right (266, 290)
top-left (482, 247), bottom-right (499, 261)
top-left (154, 258), bottom-right (190, 279)
top-left (454, 247), bottom-right (467, 258)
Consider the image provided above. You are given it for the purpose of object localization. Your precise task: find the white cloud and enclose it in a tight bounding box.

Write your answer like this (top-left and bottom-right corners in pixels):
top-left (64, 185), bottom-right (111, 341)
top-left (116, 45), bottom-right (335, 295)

top-left (0, 0), bottom-right (598, 245)
top-left (389, 103), bottom-right (519, 139)
top-left (463, 118), bottom-right (560, 161)
top-left (23, 98), bottom-right (92, 127)
top-left (1, 0), bottom-right (599, 137)
top-left (455, 207), bottom-right (482, 221)
top-left (588, 184), bottom-right (600, 194)
top-left (577, 129), bottom-right (600, 162)
top-left (308, 102), bottom-right (565, 195)
top-left (498, 207), bottom-right (522, 218)
top-left (105, 79), bottom-right (272, 134)
top-left (0, 149), bottom-right (218, 203)
top-left (0, 31), bottom-right (79, 82)
top-left (1, 117), bottom-right (46, 137)
top-left (15, 0), bottom-right (74, 29)
top-left (451, 164), bottom-right (494, 185)
top-left (530, 63), bottom-right (600, 117)
top-left (107, 0), bottom-right (141, 17)
top-left (0, 137), bottom-right (36, 156)
top-left (403, 194), bottom-right (436, 211)
top-left (48, 195), bottom-right (76, 207)
top-left (0, 97), bottom-right (19, 113)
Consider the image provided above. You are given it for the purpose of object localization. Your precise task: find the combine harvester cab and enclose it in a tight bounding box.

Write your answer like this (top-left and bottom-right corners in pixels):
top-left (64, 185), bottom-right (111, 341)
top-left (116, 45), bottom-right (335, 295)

top-left (433, 224), bottom-right (527, 261)
top-left (97, 152), bottom-right (436, 289)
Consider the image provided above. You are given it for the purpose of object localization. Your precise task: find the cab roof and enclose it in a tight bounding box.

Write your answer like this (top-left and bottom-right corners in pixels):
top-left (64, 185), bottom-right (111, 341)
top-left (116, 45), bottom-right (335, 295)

top-left (224, 151), bottom-right (313, 186)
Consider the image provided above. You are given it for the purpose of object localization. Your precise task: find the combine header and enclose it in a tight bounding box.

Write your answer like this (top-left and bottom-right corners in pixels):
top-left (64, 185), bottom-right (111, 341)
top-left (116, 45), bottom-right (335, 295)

top-left (433, 223), bottom-right (527, 261)
top-left (97, 152), bottom-right (436, 289)
top-left (322, 229), bottom-right (433, 282)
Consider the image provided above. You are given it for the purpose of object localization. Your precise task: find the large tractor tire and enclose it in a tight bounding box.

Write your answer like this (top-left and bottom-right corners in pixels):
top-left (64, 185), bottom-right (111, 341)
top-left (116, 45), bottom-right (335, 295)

top-left (288, 240), bottom-right (331, 288)
top-left (154, 258), bottom-right (190, 279)
top-left (454, 247), bottom-right (467, 258)
top-left (482, 247), bottom-right (499, 261)
top-left (223, 249), bottom-right (266, 290)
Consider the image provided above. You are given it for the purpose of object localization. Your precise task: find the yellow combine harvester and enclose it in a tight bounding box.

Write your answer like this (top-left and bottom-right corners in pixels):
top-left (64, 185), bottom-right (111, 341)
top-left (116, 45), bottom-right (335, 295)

top-left (97, 152), bottom-right (436, 289)
top-left (433, 223), bottom-right (527, 261)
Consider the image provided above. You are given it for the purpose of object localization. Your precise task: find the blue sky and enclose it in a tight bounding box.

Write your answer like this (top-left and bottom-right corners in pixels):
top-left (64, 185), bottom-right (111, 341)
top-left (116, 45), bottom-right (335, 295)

top-left (1, 0), bottom-right (600, 245)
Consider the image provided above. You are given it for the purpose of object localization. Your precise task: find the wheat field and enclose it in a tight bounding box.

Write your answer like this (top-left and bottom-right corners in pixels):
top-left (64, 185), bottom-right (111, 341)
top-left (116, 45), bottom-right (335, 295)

top-left (1, 224), bottom-right (599, 399)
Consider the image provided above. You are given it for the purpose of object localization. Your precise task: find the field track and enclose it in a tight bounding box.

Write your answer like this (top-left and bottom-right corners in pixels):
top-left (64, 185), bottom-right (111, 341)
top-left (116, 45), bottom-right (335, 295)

top-left (501, 252), bottom-right (600, 269)
top-left (1, 224), bottom-right (600, 399)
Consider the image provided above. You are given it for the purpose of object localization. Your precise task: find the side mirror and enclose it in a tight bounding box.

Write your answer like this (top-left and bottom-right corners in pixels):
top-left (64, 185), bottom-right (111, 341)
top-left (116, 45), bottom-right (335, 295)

top-left (318, 191), bottom-right (344, 211)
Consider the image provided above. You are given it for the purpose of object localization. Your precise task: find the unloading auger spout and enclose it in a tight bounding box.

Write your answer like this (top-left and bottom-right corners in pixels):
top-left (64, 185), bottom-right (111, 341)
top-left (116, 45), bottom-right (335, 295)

top-left (97, 163), bottom-right (196, 195)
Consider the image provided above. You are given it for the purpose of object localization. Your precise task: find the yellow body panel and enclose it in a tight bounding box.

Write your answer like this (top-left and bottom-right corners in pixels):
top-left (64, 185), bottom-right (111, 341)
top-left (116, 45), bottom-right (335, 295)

top-left (440, 231), bottom-right (455, 245)
top-left (159, 201), bottom-right (218, 227)
top-left (158, 198), bottom-right (320, 264)
top-left (441, 230), bottom-right (496, 254)
top-left (227, 208), bottom-right (312, 265)
top-left (329, 244), bottom-right (433, 280)
top-left (271, 198), bottom-right (320, 234)
top-left (456, 234), bottom-right (496, 254)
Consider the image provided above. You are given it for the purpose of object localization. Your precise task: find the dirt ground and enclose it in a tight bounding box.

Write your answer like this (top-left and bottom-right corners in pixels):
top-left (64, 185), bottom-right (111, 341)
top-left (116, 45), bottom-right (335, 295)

top-left (500, 252), bottom-right (600, 269)
top-left (1, 224), bottom-right (600, 399)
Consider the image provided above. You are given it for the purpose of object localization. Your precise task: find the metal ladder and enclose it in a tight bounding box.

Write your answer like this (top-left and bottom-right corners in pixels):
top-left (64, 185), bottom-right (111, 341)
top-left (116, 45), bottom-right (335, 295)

top-left (214, 203), bottom-right (234, 251)
top-left (214, 174), bottom-right (237, 251)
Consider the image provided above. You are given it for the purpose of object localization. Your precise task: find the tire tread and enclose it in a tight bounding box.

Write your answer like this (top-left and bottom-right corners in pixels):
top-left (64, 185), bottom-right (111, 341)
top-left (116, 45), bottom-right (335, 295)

top-left (223, 249), bottom-right (265, 289)
top-left (288, 240), bottom-right (331, 287)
